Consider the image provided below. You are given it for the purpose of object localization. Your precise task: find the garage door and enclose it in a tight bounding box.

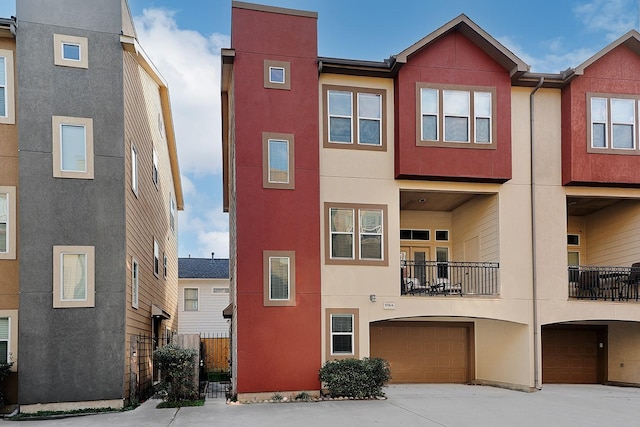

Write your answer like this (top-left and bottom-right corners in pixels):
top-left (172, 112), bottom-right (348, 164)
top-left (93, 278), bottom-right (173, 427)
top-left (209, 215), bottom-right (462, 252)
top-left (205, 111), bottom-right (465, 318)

top-left (542, 327), bottom-right (605, 384)
top-left (370, 322), bottom-right (471, 383)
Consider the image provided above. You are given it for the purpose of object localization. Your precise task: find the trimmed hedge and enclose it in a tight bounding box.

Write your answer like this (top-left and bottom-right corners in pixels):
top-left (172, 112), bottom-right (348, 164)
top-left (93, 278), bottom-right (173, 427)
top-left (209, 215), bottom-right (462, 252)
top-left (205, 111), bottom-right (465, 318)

top-left (154, 344), bottom-right (199, 403)
top-left (0, 361), bottom-right (12, 408)
top-left (319, 358), bottom-right (391, 398)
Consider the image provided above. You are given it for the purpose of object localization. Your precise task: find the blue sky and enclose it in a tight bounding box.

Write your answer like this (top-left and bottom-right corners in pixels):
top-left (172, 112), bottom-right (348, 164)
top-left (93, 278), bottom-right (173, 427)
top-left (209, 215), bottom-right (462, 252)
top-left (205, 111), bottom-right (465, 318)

top-left (1, 0), bottom-right (639, 259)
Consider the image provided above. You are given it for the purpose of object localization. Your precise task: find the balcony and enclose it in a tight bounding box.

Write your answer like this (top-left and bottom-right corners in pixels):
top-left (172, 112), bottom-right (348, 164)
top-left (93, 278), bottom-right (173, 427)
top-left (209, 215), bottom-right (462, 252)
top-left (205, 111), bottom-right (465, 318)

top-left (401, 260), bottom-right (499, 296)
top-left (568, 265), bottom-right (640, 301)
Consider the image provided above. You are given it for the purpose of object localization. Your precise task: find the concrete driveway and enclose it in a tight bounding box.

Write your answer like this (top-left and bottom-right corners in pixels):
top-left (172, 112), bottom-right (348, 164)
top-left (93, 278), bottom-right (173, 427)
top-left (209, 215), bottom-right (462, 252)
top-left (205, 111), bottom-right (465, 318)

top-left (3, 384), bottom-right (640, 426)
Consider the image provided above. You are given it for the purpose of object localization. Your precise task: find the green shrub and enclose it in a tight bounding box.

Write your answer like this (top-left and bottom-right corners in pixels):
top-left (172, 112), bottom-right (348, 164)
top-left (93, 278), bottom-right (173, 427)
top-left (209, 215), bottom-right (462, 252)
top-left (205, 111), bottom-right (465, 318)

top-left (319, 357), bottom-right (391, 398)
top-left (154, 344), bottom-right (199, 403)
top-left (0, 361), bottom-right (13, 408)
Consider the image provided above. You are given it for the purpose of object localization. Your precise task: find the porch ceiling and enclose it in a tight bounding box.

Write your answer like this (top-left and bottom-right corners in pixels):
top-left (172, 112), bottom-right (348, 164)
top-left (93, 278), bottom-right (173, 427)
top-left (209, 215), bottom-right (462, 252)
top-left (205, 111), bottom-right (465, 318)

top-left (400, 191), bottom-right (476, 211)
top-left (566, 197), bottom-right (623, 216)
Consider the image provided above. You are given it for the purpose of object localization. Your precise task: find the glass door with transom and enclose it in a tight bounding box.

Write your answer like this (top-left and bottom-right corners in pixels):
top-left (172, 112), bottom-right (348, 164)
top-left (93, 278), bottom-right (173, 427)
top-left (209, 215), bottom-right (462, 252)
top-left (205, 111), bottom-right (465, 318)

top-left (401, 245), bottom-right (430, 287)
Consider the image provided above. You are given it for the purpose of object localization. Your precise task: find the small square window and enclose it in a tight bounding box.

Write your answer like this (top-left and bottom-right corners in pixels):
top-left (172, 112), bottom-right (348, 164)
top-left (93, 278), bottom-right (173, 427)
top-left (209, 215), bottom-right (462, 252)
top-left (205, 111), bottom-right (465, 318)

top-left (54, 34), bottom-right (88, 69)
top-left (435, 230), bottom-right (449, 241)
top-left (567, 234), bottom-right (580, 246)
top-left (264, 60), bottom-right (290, 90)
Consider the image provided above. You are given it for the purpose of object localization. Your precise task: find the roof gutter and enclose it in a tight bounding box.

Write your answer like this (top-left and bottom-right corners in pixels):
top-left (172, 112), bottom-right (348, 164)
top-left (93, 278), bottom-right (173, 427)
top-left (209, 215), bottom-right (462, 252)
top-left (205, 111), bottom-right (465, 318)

top-left (530, 76), bottom-right (544, 391)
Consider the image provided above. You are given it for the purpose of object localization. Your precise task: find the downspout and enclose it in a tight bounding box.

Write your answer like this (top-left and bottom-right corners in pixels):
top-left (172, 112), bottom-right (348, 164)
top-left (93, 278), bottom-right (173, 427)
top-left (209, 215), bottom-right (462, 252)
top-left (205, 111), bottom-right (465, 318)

top-left (530, 77), bottom-right (544, 390)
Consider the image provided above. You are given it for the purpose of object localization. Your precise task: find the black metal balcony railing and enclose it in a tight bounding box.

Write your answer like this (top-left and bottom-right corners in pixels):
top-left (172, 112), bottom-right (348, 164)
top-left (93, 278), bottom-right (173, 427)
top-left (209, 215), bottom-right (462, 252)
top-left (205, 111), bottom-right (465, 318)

top-left (568, 265), bottom-right (640, 301)
top-left (401, 260), bottom-right (499, 296)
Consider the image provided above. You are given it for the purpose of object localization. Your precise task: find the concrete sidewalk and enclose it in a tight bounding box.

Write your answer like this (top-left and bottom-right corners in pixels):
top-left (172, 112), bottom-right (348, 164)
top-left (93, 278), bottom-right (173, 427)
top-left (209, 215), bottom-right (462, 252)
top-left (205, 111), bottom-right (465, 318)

top-left (3, 384), bottom-right (640, 426)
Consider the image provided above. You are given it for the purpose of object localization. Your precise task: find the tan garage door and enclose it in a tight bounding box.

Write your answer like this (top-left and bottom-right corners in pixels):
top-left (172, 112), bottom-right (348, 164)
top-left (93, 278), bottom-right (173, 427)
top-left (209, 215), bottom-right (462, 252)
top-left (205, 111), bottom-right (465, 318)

top-left (370, 322), bottom-right (471, 383)
top-left (542, 327), bottom-right (605, 384)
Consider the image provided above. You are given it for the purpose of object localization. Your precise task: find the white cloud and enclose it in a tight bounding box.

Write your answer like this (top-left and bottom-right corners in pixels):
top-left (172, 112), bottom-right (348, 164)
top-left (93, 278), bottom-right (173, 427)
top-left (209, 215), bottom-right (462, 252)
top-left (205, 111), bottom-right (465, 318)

top-left (134, 8), bottom-right (230, 177)
top-left (574, 0), bottom-right (637, 41)
top-left (497, 35), bottom-right (595, 73)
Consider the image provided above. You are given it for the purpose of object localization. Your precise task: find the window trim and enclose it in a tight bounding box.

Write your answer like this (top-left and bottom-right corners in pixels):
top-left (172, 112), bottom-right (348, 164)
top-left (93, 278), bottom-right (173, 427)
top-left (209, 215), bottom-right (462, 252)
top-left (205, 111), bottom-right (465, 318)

top-left (131, 258), bottom-right (139, 309)
top-left (324, 202), bottom-right (388, 266)
top-left (0, 49), bottom-right (15, 124)
top-left (416, 83), bottom-right (497, 149)
top-left (0, 186), bottom-right (16, 260)
top-left (325, 308), bottom-right (359, 360)
top-left (263, 250), bottom-right (296, 307)
top-left (153, 239), bottom-right (160, 277)
top-left (262, 132), bottom-right (295, 189)
top-left (131, 143), bottom-right (139, 196)
top-left (53, 245), bottom-right (95, 308)
top-left (52, 116), bottom-right (94, 179)
top-left (53, 34), bottom-right (88, 69)
top-left (322, 84), bottom-right (387, 151)
top-left (587, 92), bottom-right (640, 154)
top-left (263, 59), bottom-right (290, 90)
top-left (184, 287), bottom-right (199, 311)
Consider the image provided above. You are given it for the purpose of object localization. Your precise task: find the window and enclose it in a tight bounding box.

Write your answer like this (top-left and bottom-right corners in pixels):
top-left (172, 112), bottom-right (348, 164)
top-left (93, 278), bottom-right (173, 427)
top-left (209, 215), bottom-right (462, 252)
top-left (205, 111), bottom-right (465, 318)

top-left (53, 34), bottom-right (88, 69)
top-left (0, 49), bottom-right (14, 124)
top-left (0, 317), bottom-right (8, 364)
top-left (132, 259), bottom-right (139, 308)
top-left (325, 308), bottom-right (359, 360)
top-left (325, 203), bottom-right (388, 266)
top-left (52, 116), bottom-right (94, 179)
top-left (131, 144), bottom-right (138, 195)
top-left (417, 83), bottom-right (496, 148)
top-left (435, 230), bottom-right (449, 241)
top-left (263, 59), bottom-right (290, 90)
top-left (0, 187), bottom-right (16, 260)
top-left (436, 247), bottom-right (449, 279)
top-left (567, 234), bottom-right (580, 246)
top-left (152, 148), bottom-right (159, 187)
top-left (163, 253), bottom-right (167, 278)
top-left (400, 229), bottom-right (430, 241)
top-left (184, 288), bottom-right (198, 311)
top-left (588, 94), bottom-right (640, 152)
top-left (53, 246), bottom-right (95, 308)
top-left (213, 287), bottom-right (230, 294)
top-left (170, 196), bottom-right (176, 232)
top-left (153, 239), bottom-right (159, 277)
top-left (323, 85), bottom-right (387, 151)
top-left (263, 250), bottom-right (296, 306)
top-left (262, 132), bottom-right (294, 189)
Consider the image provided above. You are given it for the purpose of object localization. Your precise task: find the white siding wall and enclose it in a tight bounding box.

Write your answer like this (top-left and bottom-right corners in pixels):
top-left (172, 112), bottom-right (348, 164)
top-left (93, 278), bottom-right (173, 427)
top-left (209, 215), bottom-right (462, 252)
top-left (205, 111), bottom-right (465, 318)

top-left (178, 278), bottom-right (230, 334)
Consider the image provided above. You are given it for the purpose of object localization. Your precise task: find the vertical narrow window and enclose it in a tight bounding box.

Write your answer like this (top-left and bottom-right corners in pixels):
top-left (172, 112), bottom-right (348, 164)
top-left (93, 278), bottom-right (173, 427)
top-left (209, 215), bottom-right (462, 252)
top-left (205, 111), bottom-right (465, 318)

top-left (358, 93), bottom-right (382, 145)
top-left (53, 246), bottom-right (95, 308)
top-left (268, 139), bottom-right (289, 184)
top-left (328, 90), bottom-right (353, 143)
top-left (153, 239), bottom-right (159, 276)
top-left (474, 92), bottom-right (492, 143)
top-left (0, 317), bottom-right (8, 363)
top-left (0, 193), bottom-right (6, 254)
top-left (61, 124), bottom-right (87, 172)
top-left (359, 209), bottom-right (383, 260)
top-left (443, 90), bottom-right (470, 142)
top-left (131, 144), bottom-right (138, 195)
top-left (611, 98), bottom-right (635, 149)
top-left (163, 253), bottom-right (167, 278)
top-left (132, 259), bottom-right (139, 308)
top-left (330, 208), bottom-right (355, 259)
top-left (591, 97), bottom-right (608, 148)
top-left (436, 247), bottom-right (449, 279)
top-left (184, 288), bottom-right (198, 311)
top-left (421, 88), bottom-right (438, 141)
top-left (61, 253), bottom-right (87, 301)
top-left (269, 66), bottom-right (285, 84)
top-left (170, 196), bottom-right (176, 232)
top-left (0, 56), bottom-right (6, 118)
top-left (152, 148), bottom-right (159, 187)
top-left (331, 314), bottom-right (354, 355)
top-left (269, 256), bottom-right (290, 300)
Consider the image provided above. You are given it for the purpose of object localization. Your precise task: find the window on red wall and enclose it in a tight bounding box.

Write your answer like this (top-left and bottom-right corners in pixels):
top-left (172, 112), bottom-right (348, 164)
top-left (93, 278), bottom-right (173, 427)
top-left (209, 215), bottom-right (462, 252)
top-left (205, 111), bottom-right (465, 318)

top-left (587, 93), bottom-right (640, 153)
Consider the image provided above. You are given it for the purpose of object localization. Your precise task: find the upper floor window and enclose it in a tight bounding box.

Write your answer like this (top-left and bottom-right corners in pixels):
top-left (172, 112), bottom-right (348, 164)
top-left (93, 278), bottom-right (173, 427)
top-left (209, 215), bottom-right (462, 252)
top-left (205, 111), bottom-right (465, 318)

top-left (53, 245), bottom-right (95, 308)
top-left (170, 195), bottom-right (176, 232)
top-left (0, 49), bottom-right (15, 124)
top-left (417, 83), bottom-right (496, 148)
top-left (325, 202), bottom-right (388, 266)
top-left (262, 132), bottom-right (294, 189)
top-left (322, 85), bottom-right (387, 151)
top-left (263, 250), bottom-right (296, 307)
top-left (52, 116), bottom-right (94, 180)
top-left (131, 144), bottom-right (139, 196)
top-left (588, 94), bottom-right (640, 152)
top-left (153, 239), bottom-right (160, 277)
top-left (264, 60), bottom-right (290, 90)
top-left (0, 187), bottom-right (16, 260)
top-left (53, 34), bottom-right (88, 69)
top-left (184, 288), bottom-right (198, 311)
top-left (131, 258), bottom-right (139, 309)
top-left (152, 148), bottom-right (159, 187)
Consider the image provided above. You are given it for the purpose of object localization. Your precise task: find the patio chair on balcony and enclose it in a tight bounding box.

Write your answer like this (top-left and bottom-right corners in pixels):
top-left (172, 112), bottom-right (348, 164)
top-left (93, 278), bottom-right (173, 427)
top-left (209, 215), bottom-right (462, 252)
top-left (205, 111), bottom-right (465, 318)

top-left (623, 262), bottom-right (640, 301)
top-left (577, 271), bottom-right (599, 300)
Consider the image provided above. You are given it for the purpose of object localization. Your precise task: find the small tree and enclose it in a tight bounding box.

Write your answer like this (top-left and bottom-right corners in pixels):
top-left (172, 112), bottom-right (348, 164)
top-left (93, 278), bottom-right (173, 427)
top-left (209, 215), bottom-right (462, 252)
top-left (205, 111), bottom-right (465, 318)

top-left (319, 357), bottom-right (391, 398)
top-left (154, 344), bottom-right (198, 403)
top-left (0, 361), bottom-right (13, 408)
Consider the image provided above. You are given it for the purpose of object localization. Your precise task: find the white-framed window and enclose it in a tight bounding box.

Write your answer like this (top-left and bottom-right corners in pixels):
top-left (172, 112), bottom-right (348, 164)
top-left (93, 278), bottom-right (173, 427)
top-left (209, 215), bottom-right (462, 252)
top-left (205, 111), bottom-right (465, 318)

top-left (163, 253), bottom-right (167, 278)
top-left (269, 66), bottom-right (285, 84)
top-left (131, 258), bottom-right (139, 309)
top-left (131, 144), bottom-right (138, 195)
top-left (435, 230), bottom-right (449, 241)
top-left (53, 34), bottom-right (88, 69)
top-left (153, 239), bottom-right (159, 277)
top-left (0, 317), bottom-right (8, 364)
top-left (0, 187), bottom-right (16, 260)
top-left (418, 83), bottom-right (495, 147)
top-left (170, 195), bottom-right (176, 232)
top-left (263, 59), bottom-right (290, 90)
top-left (436, 246), bottom-right (449, 279)
top-left (330, 313), bottom-right (354, 355)
top-left (53, 246), bottom-right (95, 308)
top-left (263, 132), bottom-right (295, 189)
top-left (326, 203), bottom-right (388, 265)
top-left (152, 148), bottom-right (159, 187)
top-left (213, 287), bottom-right (230, 294)
top-left (567, 234), bottom-right (580, 246)
top-left (52, 116), bottom-right (94, 179)
top-left (0, 49), bottom-right (15, 124)
top-left (268, 139), bottom-right (289, 184)
top-left (588, 94), bottom-right (640, 152)
top-left (263, 251), bottom-right (295, 306)
top-left (184, 288), bottom-right (198, 311)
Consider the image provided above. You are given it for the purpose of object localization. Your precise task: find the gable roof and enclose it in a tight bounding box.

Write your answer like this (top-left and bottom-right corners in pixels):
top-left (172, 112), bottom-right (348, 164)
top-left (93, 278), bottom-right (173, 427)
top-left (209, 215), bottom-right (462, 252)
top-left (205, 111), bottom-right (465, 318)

top-left (395, 14), bottom-right (529, 78)
top-left (179, 257), bottom-right (229, 279)
top-left (573, 29), bottom-right (640, 75)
